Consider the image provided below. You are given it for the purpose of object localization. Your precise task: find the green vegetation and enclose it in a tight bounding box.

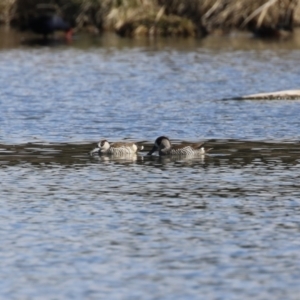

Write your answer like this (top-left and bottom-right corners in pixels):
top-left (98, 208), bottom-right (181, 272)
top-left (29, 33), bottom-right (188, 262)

top-left (0, 0), bottom-right (299, 37)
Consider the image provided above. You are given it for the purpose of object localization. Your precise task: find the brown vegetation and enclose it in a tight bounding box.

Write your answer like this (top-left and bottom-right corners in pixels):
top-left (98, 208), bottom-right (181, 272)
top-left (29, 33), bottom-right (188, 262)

top-left (0, 0), bottom-right (299, 38)
top-left (0, 0), bottom-right (16, 27)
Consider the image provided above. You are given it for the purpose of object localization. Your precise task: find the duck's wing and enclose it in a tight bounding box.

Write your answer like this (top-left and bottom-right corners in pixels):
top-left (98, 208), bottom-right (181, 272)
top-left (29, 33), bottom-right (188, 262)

top-left (192, 142), bottom-right (206, 150)
top-left (110, 142), bottom-right (130, 148)
top-left (172, 144), bottom-right (188, 150)
top-left (193, 142), bottom-right (213, 152)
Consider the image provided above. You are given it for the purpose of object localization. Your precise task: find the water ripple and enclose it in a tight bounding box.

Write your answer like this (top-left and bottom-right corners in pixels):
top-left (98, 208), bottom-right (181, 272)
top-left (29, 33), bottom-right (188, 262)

top-left (0, 34), bottom-right (300, 299)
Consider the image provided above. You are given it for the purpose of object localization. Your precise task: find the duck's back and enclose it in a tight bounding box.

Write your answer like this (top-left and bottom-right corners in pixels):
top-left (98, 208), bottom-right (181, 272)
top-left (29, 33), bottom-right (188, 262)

top-left (108, 143), bottom-right (138, 155)
top-left (164, 143), bottom-right (205, 156)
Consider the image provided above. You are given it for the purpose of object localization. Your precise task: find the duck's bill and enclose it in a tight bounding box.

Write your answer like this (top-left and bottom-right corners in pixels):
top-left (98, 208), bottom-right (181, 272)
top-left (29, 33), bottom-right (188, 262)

top-left (147, 146), bottom-right (158, 156)
top-left (90, 147), bottom-right (100, 156)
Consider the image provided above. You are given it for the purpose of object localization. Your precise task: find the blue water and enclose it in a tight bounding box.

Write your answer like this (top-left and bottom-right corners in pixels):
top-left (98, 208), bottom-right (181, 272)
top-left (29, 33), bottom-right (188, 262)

top-left (0, 31), bottom-right (300, 299)
top-left (1, 34), bottom-right (300, 144)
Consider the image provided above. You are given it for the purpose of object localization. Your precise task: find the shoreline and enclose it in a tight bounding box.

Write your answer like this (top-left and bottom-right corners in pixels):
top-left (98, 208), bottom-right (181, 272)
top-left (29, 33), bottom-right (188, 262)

top-left (1, 0), bottom-right (300, 38)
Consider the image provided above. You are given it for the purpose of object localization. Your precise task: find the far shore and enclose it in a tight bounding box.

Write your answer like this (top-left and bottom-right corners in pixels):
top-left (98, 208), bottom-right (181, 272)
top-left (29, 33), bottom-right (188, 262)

top-left (1, 0), bottom-right (300, 38)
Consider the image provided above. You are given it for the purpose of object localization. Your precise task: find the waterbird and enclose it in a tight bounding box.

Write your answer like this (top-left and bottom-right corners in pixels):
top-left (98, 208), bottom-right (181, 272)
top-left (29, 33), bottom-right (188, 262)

top-left (90, 140), bottom-right (144, 156)
top-left (147, 136), bottom-right (210, 156)
top-left (28, 5), bottom-right (73, 41)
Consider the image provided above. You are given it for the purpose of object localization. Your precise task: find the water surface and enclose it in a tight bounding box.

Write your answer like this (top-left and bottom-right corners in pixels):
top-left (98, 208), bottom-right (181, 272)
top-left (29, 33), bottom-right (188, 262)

top-left (0, 28), bottom-right (300, 299)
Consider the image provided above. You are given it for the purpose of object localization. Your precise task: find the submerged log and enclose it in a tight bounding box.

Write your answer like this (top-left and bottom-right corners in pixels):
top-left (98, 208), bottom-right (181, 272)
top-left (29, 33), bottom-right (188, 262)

top-left (240, 89), bottom-right (300, 100)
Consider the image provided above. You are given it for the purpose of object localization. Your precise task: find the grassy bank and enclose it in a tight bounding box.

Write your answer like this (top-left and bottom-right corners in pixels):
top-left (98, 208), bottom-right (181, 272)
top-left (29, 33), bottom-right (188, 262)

top-left (0, 0), bottom-right (299, 37)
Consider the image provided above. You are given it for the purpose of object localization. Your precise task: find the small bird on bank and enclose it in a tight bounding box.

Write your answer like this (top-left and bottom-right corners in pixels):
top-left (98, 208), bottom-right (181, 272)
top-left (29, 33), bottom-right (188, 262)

top-left (90, 140), bottom-right (144, 156)
top-left (147, 136), bottom-right (210, 156)
top-left (29, 14), bottom-right (73, 41)
top-left (26, 4), bottom-right (73, 42)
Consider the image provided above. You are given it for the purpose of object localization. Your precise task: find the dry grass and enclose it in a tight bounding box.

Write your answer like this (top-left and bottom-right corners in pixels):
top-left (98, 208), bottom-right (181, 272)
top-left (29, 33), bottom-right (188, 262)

top-left (0, 0), bottom-right (16, 27)
top-left (104, 0), bottom-right (198, 36)
top-left (160, 0), bottom-right (298, 33)
top-left (103, 0), bottom-right (299, 36)
top-left (1, 0), bottom-right (299, 37)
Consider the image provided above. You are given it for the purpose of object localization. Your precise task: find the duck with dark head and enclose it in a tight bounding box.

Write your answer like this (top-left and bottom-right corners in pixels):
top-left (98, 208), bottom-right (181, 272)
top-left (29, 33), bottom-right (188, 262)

top-left (147, 136), bottom-right (211, 156)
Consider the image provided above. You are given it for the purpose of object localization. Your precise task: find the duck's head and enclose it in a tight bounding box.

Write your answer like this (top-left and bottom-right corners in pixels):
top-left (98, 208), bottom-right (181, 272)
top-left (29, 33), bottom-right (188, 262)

top-left (147, 136), bottom-right (171, 155)
top-left (98, 140), bottom-right (111, 152)
top-left (90, 139), bottom-right (111, 156)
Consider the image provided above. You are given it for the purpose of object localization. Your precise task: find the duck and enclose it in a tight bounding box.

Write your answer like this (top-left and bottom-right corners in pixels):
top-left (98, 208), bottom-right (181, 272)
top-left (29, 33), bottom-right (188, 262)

top-left (147, 136), bottom-right (209, 156)
top-left (90, 140), bottom-right (144, 156)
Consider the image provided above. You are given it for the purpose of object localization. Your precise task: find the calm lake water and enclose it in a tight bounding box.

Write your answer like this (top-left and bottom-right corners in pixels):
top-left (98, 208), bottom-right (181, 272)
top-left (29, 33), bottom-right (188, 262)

top-left (1, 28), bottom-right (300, 299)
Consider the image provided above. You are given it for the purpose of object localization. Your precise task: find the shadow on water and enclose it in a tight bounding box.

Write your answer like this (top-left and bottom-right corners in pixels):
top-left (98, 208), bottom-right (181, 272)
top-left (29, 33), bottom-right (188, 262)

top-left (3, 26), bottom-right (300, 51)
top-left (20, 37), bottom-right (71, 47)
top-left (1, 140), bottom-right (299, 167)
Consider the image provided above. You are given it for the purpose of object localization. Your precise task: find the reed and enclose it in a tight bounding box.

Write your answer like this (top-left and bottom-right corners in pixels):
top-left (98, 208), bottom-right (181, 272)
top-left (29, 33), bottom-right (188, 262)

top-left (103, 0), bottom-right (198, 36)
top-left (0, 0), bottom-right (16, 27)
top-left (160, 0), bottom-right (298, 34)
top-left (2, 0), bottom-right (299, 37)
top-left (102, 0), bottom-right (299, 37)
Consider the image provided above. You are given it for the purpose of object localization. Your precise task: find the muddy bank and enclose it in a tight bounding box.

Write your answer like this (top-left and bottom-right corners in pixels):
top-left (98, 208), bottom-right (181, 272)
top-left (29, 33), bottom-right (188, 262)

top-left (1, 0), bottom-right (300, 38)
